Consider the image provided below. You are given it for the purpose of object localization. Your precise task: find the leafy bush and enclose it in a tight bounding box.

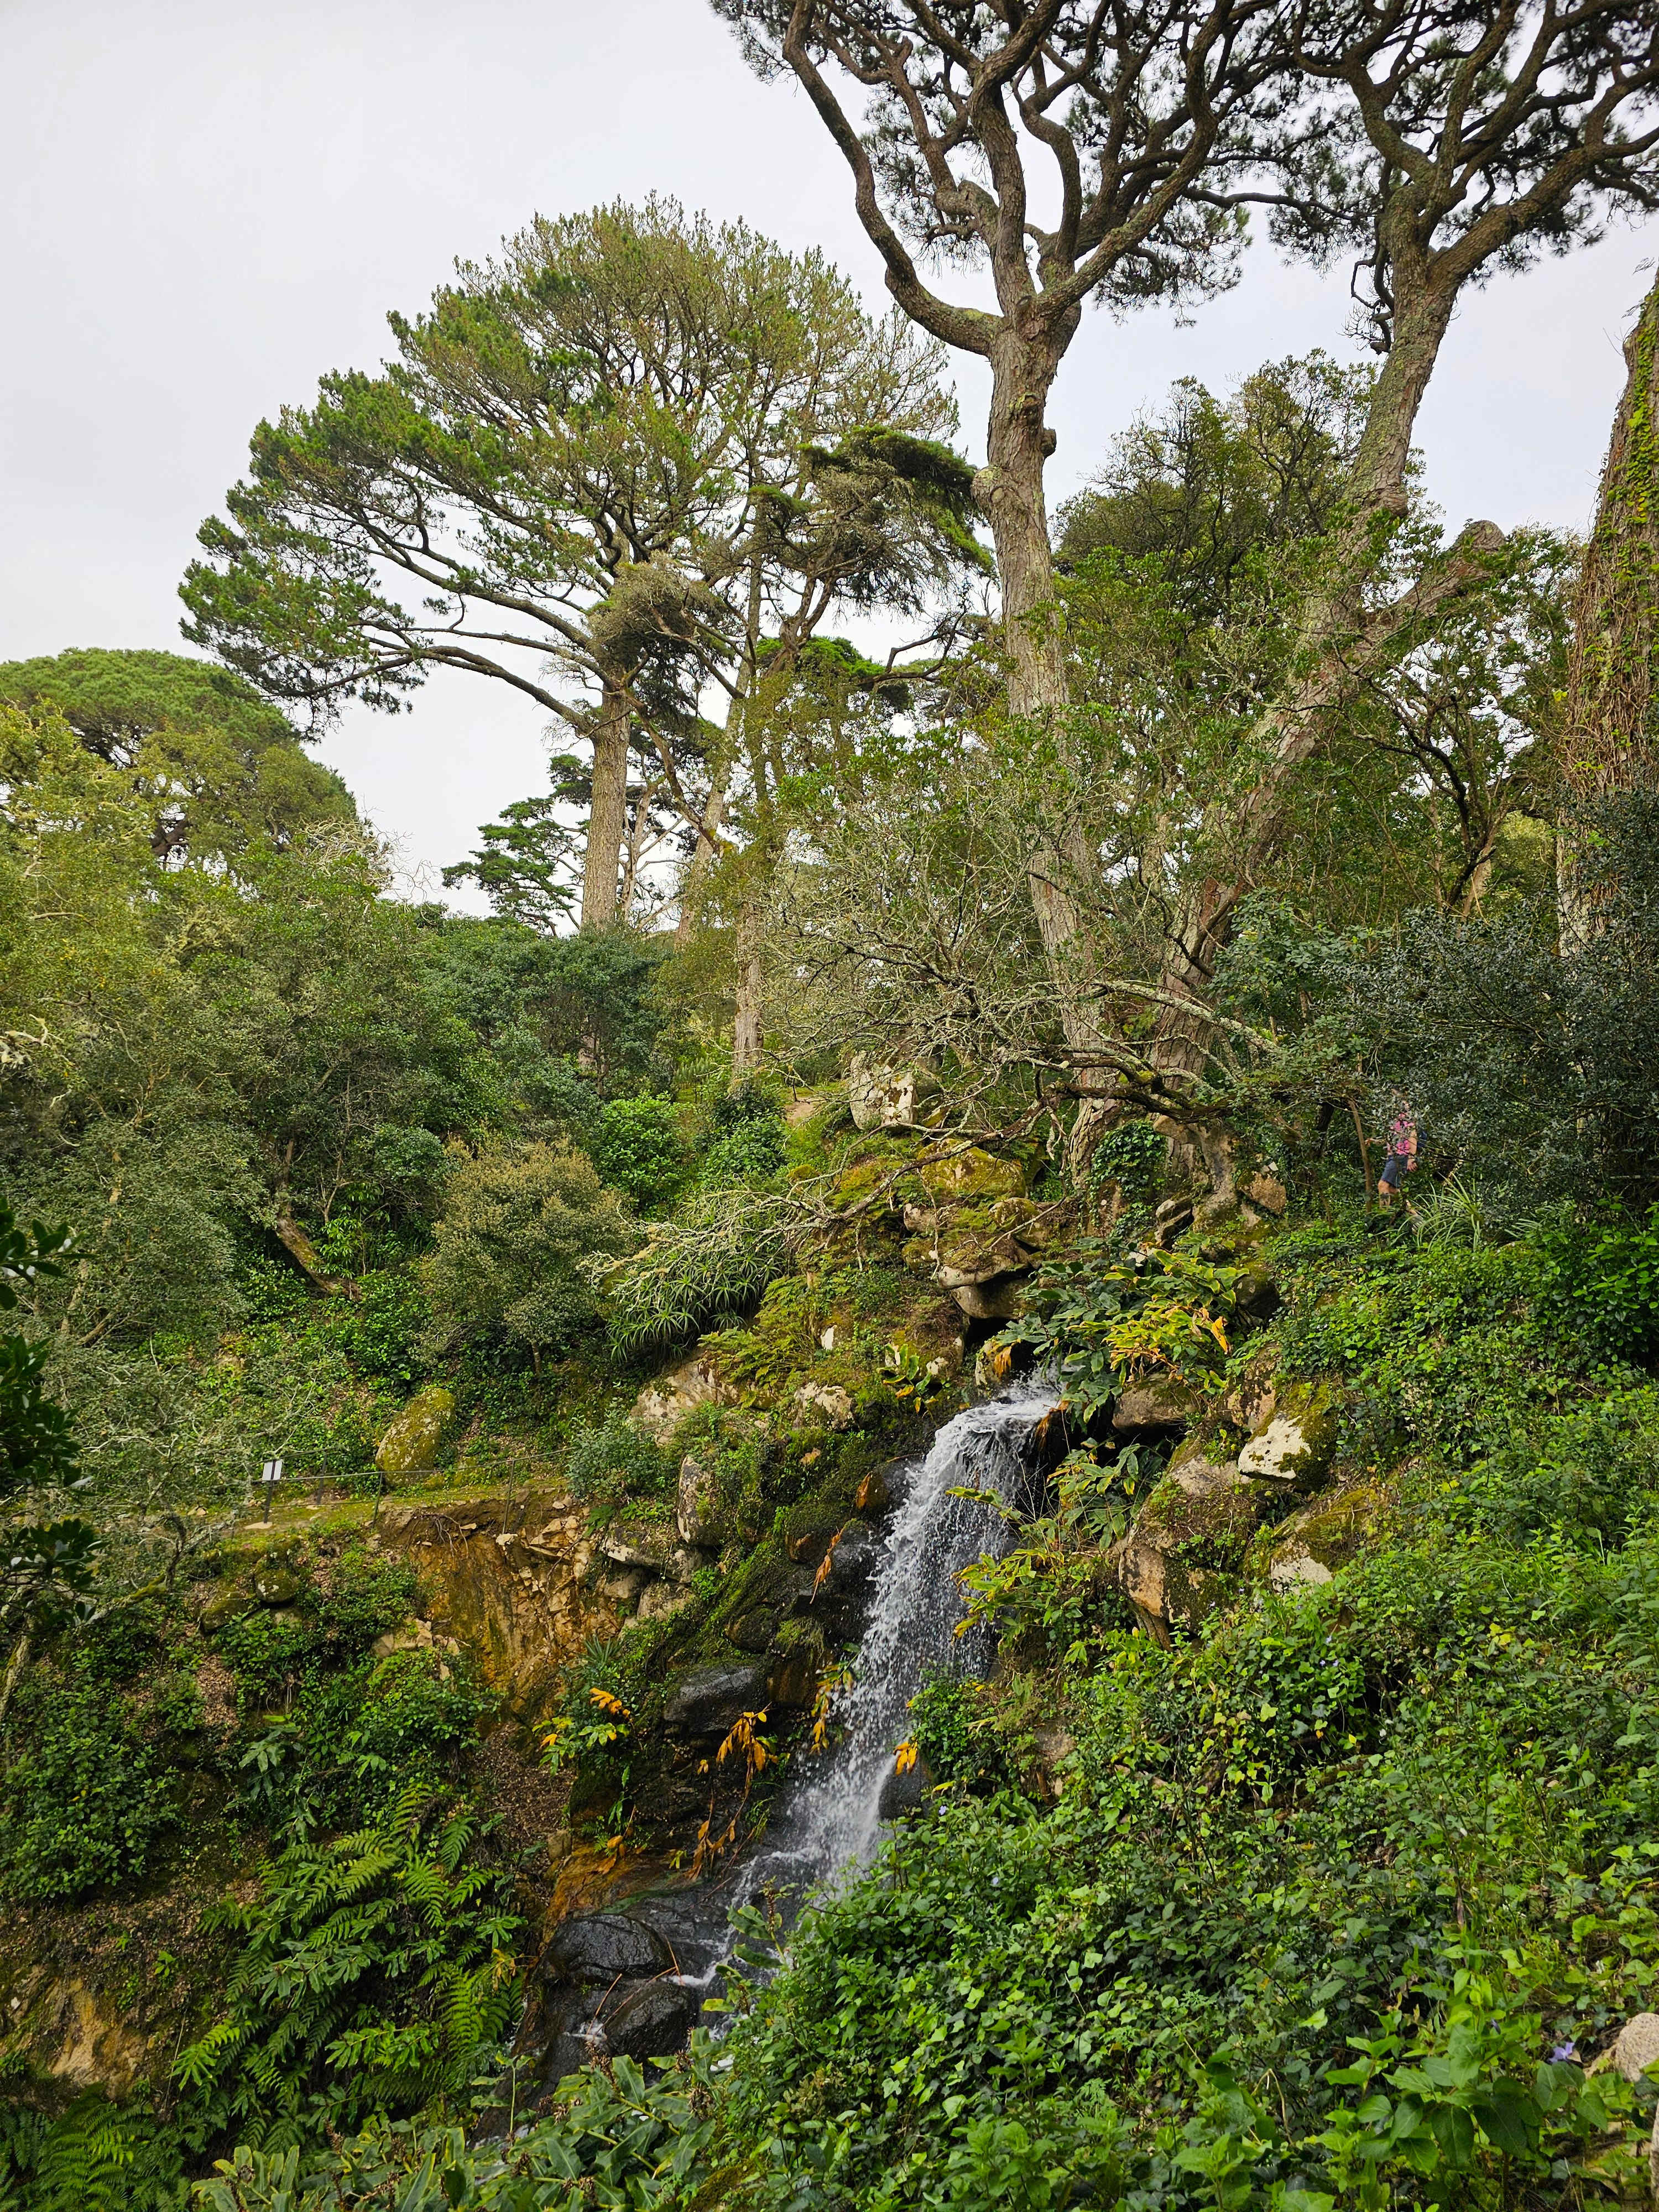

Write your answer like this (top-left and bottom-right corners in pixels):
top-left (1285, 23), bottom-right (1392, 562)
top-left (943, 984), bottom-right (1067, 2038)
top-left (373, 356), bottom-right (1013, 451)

top-left (212, 1549), bottom-right (417, 1712)
top-left (1533, 1202), bottom-right (1659, 1362)
top-left (698, 1114), bottom-right (787, 1191)
top-left (0, 1675), bottom-right (184, 1902)
top-left (0, 2092), bottom-right (184, 2212)
top-left (335, 1269), bottom-right (430, 1383)
top-left (425, 1140), bottom-right (634, 1366)
top-left (562, 1408), bottom-right (677, 1505)
top-left (996, 1243), bottom-right (1243, 1421)
top-left (235, 1650), bottom-right (488, 1837)
top-left (1087, 1117), bottom-right (1165, 1202)
top-left (907, 1670), bottom-right (1013, 1794)
top-left (592, 1095), bottom-right (684, 1210)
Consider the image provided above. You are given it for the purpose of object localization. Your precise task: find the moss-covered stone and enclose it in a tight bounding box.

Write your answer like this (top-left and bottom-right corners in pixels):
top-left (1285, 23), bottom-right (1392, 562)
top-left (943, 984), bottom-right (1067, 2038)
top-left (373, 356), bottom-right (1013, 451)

top-left (1238, 1379), bottom-right (1342, 1490)
top-left (374, 1386), bottom-right (456, 1476)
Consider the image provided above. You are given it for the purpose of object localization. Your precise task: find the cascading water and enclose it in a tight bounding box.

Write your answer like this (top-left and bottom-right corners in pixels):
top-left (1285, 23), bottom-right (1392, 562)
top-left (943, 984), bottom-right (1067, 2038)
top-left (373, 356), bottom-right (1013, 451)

top-left (532, 1380), bottom-right (1061, 2069)
top-left (736, 1375), bottom-right (1059, 1902)
top-left (626, 1379), bottom-right (1060, 2016)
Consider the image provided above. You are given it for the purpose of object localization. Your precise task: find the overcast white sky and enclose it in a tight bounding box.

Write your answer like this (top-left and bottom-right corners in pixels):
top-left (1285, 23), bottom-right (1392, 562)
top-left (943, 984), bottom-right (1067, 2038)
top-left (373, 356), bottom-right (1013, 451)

top-left (4, 0), bottom-right (1655, 905)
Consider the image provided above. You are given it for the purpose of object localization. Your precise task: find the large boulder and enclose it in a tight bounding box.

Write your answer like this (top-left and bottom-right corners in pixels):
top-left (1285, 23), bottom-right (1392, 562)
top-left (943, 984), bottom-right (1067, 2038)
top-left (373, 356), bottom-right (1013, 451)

top-left (662, 1662), bottom-right (770, 1742)
top-left (632, 1353), bottom-right (737, 1446)
top-left (1113, 1378), bottom-right (1202, 1437)
top-left (1109, 1446), bottom-right (1259, 1642)
top-left (877, 1747), bottom-right (936, 1821)
top-left (848, 1055), bottom-right (936, 1131)
top-left (594, 1978), bottom-right (696, 2060)
top-left (375, 1386), bottom-right (456, 1477)
top-left (546, 1913), bottom-right (674, 1985)
top-left (1237, 1381), bottom-right (1340, 1489)
top-left (1264, 1481), bottom-right (1385, 1595)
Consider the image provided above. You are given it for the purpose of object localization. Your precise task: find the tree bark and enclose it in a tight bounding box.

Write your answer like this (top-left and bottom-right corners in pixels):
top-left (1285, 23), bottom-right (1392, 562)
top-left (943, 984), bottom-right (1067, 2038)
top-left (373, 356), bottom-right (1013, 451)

top-left (1559, 272), bottom-right (1659, 948)
top-left (732, 891), bottom-right (764, 1074)
top-left (974, 325), bottom-right (1113, 1151)
top-left (580, 675), bottom-right (631, 931)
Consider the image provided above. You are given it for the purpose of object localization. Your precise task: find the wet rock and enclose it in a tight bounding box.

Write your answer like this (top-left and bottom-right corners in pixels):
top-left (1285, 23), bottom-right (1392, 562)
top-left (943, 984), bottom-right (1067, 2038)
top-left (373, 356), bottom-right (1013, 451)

top-left (724, 1609), bottom-right (778, 1654)
top-left (974, 1339), bottom-right (1027, 1390)
top-left (633, 1353), bottom-right (737, 1445)
top-left (1238, 1383), bottom-right (1340, 1489)
top-left (676, 1455), bottom-right (725, 1547)
top-left (596, 1978), bottom-right (696, 2059)
top-left (794, 1381), bottom-right (855, 1430)
top-left (818, 1521), bottom-right (879, 1594)
top-left (767, 1647), bottom-right (818, 1708)
top-left (1026, 1404), bottom-right (1078, 1474)
top-left (785, 1512), bottom-right (846, 1567)
top-left (546, 1913), bottom-right (673, 1984)
top-left (662, 1661), bottom-right (769, 1741)
top-left (375, 1386), bottom-right (456, 1476)
top-left (855, 1465), bottom-right (891, 1514)
top-left (877, 1749), bottom-right (936, 1820)
top-left (1112, 1378), bottom-right (1202, 1435)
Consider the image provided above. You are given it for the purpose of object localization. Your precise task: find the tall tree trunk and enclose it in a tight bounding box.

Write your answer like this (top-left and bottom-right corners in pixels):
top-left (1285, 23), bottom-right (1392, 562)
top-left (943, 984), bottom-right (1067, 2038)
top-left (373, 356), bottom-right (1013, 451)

top-left (580, 676), bottom-right (631, 931)
top-left (675, 779), bottom-right (726, 950)
top-left (977, 326), bottom-right (1069, 719)
top-left (1559, 272), bottom-right (1659, 948)
top-left (976, 325), bottom-right (1111, 1151)
top-left (732, 890), bottom-right (764, 1075)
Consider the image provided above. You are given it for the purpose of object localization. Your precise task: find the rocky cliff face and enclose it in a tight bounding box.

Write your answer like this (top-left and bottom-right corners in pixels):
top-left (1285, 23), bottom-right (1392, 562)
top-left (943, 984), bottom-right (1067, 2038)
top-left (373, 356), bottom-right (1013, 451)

top-left (371, 1490), bottom-right (617, 1734)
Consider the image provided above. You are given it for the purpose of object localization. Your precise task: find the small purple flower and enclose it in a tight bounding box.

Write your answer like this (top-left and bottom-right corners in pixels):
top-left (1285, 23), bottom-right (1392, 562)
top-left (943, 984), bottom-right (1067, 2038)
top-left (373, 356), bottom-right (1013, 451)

top-left (1550, 2042), bottom-right (1579, 2063)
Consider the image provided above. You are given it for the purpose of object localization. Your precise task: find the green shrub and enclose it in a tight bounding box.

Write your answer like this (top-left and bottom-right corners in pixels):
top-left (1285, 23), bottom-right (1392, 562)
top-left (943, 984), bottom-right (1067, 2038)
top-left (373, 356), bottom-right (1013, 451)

top-left (592, 1095), bottom-right (684, 1210)
top-left (174, 1785), bottom-right (520, 2147)
top-left (1533, 1202), bottom-right (1659, 1362)
top-left (0, 1678), bottom-right (182, 1902)
top-left (602, 1188), bottom-right (796, 1355)
top-left (235, 1651), bottom-right (488, 1837)
top-left (563, 1408), bottom-right (677, 1505)
top-left (0, 2092), bottom-right (184, 2212)
top-left (425, 1140), bottom-right (634, 1365)
top-left (336, 1269), bottom-right (430, 1383)
top-left (697, 1115), bottom-right (787, 1190)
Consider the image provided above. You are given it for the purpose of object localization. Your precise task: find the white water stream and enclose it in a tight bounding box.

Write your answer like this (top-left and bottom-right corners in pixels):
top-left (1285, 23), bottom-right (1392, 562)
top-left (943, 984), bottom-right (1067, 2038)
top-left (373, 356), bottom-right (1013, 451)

top-left (735, 1376), bottom-right (1060, 1899)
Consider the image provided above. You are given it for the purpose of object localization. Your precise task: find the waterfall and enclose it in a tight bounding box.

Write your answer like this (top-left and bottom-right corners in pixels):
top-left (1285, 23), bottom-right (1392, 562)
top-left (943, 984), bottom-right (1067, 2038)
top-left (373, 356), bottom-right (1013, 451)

top-left (561, 1379), bottom-right (1061, 2033)
top-left (734, 1375), bottom-right (1058, 1904)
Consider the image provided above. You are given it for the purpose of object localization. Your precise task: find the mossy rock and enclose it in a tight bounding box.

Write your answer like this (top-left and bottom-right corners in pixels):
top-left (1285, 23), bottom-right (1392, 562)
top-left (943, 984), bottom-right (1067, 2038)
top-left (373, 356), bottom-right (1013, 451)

top-left (1264, 1480), bottom-right (1391, 1587)
top-left (375, 1386), bottom-right (457, 1476)
top-left (1238, 1380), bottom-right (1342, 1490)
top-left (1134, 1467), bottom-right (1260, 1573)
top-left (916, 1148), bottom-right (1027, 1202)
